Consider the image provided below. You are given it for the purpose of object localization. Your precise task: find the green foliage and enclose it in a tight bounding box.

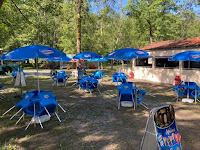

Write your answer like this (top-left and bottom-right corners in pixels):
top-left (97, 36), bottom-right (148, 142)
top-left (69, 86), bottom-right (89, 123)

top-left (0, 0), bottom-right (200, 55)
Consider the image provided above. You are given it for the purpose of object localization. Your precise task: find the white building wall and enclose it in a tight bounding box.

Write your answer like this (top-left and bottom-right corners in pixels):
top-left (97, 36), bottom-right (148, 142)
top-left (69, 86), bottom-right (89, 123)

top-left (131, 67), bottom-right (200, 85)
top-left (122, 47), bottom-right (200, 85)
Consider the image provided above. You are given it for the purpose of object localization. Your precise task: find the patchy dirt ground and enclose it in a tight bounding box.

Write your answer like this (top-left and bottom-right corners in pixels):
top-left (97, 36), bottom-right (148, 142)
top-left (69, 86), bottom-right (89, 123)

top-left (0, 69), bottom-right (199, 150)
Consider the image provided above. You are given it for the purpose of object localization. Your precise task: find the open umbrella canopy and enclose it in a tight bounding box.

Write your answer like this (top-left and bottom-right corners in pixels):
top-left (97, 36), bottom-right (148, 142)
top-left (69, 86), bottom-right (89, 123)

top-left (73, 52), bottom-right (102, 60)
top-left (168, 51), bottom-right (200, 61)
top-left (106, 48), bottom-right (149, 60)
top-left (1, 54), bottom-right (27, 61)
top-left (1, 45), bottom-right (66, 92)
top-left (1, 45), bottom-right (66, 60)
top-left (47, 56), bottom-right (71, 62)
top-left (88, 57), bottom-right (108, 62)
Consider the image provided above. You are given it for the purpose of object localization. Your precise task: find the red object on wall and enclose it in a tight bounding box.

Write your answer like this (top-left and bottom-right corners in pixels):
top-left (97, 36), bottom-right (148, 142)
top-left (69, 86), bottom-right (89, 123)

top-left (129, 71), bottom-right (134, 79)
top-left (70, 59), bottom-right (78, 62)
top-left (45, 65), bottom-right (49, 69)
top-left (175, 76), bottom-right (181, 86)
top-left (89, 64), bottom-right (95, 69)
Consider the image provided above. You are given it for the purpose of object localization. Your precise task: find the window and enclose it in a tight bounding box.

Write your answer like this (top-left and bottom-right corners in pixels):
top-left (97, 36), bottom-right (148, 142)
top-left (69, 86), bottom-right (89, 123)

top-left (136, 58), bottom-right (152, 67)
top-left (184, 61), bottom-right (200, 69)
top-left (155, 57), bottom-right (179, 68)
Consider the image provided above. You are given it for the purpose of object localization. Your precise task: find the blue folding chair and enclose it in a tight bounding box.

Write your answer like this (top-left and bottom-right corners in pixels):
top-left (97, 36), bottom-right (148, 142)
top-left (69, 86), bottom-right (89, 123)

top-left (78, 76), bottom-right (100, 94)
top-left (52, 71), bottom-right (69, 86)
top-left (117, 83), bottom-right (135, 110)
top-left (78, 76), bottom-right (88, 91)
top-left (90, 71), bottom-right (106, 85)
top-left (88, 77), bottom-right (101, 93)
top-left (135, 86), bottom-right (148, 109)
top-left (112, 73), bottom-right (127, 85)
top-left (123, 82), bottom-right (148, 109)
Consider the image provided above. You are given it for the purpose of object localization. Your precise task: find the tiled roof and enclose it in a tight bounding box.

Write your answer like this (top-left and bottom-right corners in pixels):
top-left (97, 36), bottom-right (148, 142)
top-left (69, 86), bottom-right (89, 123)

top-left (140, 37), bottom-right (200, 50)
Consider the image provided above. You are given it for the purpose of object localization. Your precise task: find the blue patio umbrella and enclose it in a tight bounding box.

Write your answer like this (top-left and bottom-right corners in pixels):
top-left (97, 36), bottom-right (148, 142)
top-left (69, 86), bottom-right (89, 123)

top-left (1, 45), bottom-right (66, 60)
top-left (73, 52), bottom-right (102, 60)
top-left (106, 48), bottom-right (149, 74)
top-left (106, 48), bottom-right (149, 61)
top-left (1, 45), bottom-right (66, 92)
top-left (168, 51), bottom-right (200, 61)
top-left (88, 57), bottom-right (108, 62)
top-left (168, 51), bottom-right (200, 101)
top-left (47, 56), bottom-right (71, 62)
top-left (47, 56), bottom-right (71, 70)
top-left (88, 57), bottom-right (108, 70)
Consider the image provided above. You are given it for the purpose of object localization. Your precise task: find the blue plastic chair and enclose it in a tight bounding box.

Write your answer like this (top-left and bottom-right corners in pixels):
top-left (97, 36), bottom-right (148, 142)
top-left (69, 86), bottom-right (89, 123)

top-left (77, 76), bottom-right (100, 93)
top-left (120, 82), bottom-right (148, 109)
top-left (91, 70), bottom-right (106, 80)
top-left (52, 71), bottom-right (69, 86)
top-left (87, 77), bottom-right (98, 90)
top-left (90, 71), bottom-right (106, 85)
top-left (78, 76), bottom-right (88, 90)
top-left (112, 73), bottom-right (127, 85)
top-left (117, 83), bottom-right (135, 110)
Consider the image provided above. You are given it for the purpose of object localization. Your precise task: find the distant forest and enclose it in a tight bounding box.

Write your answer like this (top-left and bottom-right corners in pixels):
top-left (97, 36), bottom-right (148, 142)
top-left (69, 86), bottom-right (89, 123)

top-left (1, 0), bottom-right (200, 56)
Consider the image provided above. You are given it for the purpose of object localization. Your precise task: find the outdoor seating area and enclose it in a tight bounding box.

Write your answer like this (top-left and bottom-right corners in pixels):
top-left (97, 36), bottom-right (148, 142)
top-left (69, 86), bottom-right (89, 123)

top-left (0, 71), bottom-right (199, 149)
top-left (2, 0), bottom-right (200, 148)
top-left (0, 46), bottom-right (200, 149)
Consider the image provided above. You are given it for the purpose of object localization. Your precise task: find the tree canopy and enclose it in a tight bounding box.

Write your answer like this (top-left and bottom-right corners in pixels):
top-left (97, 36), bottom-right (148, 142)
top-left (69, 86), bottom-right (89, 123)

top-left (1, 0), bottom-right (200, 56)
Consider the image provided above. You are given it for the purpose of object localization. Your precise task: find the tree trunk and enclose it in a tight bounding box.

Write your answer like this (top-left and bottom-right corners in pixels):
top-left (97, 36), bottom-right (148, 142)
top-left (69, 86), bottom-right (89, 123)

top-left (52, 16), bottom-right (56, 47)
top-left (147, 0), bottom-right (153, 44)
top-left (0, 0), bottom-right (4, 9)
top-left (76, 0), bottom-right (82, 67)
top-left (76, 0), bottom-right (82, 54)
top-left (44, 11), bottom-right (48, 45)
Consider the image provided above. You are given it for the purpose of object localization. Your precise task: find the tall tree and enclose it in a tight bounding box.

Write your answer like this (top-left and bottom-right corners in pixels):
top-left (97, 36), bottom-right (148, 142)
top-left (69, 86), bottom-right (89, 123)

top-left (0, 0), bottom-right (4, 9)
top-left (76, 0), bottom-right (82, 54)
top-left (126, 0), bottom-right (176, 44)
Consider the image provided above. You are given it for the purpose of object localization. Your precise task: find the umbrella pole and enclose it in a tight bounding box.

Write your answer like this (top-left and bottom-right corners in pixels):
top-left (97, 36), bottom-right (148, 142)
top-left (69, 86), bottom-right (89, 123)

top-left (98, 62), bottom-right (100, 70)
top-left (18, 62), bottom-right (22, 98)
top-left (127, 60), bottom-right (128, 77)
top-left (36, 56), bottom-right (40, 93)
top-left (187, 60), bottom-right (190, 99)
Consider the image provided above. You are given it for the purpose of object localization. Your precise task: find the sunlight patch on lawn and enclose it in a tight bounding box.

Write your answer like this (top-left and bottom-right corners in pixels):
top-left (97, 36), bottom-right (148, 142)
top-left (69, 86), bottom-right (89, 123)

top-left (82, 134), bottom-right (114, 142)
top-left (102, 143), bottom-right (119, 150)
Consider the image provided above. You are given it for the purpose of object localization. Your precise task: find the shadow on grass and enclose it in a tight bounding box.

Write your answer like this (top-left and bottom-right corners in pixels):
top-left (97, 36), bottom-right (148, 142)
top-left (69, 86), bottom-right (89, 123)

top-left (0, 74), bottom-right (199, 149)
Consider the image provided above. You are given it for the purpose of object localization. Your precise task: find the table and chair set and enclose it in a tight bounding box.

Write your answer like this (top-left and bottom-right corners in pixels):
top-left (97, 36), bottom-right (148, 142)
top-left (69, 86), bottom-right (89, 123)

top-left (173, 81), bottom-right (200, 104)
top-left (52, 71), bottom-right (70, 87)
top-left (51, 70), bottom-right (149, 110)
top-left (116, 79), bottom-right (149, 110)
